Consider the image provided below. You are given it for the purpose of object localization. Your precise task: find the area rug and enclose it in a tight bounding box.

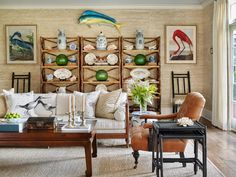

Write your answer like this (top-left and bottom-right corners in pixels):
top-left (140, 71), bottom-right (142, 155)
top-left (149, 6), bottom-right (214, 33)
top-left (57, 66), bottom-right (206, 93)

top-left (0, 144), bottom-right (224, 177)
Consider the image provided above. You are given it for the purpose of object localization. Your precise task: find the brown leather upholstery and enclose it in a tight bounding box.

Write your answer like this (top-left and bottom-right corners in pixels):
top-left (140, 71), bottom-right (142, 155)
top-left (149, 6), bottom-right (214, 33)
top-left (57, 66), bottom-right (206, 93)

top-left (130, 92), bottom-right (206, 168)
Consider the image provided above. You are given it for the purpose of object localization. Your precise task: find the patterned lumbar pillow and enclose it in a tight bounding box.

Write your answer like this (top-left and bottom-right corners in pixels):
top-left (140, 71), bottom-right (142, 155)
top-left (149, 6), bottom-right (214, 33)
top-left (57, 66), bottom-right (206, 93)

top-left (95, 89), bottom-right (122, 119)
top-left (0, 88), bottom-right (14, 117)
top-left (74, 91), bottom-right (100, 118)
top-left (4, 91), bottom-right (38, 118)
top-left (34, 93), bottom-right (57, 117)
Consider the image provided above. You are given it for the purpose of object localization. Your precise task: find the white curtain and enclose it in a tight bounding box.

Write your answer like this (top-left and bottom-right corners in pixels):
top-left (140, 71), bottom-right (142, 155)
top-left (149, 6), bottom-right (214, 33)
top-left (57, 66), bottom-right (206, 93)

top-left (212, 0), bottom-right (229, 130)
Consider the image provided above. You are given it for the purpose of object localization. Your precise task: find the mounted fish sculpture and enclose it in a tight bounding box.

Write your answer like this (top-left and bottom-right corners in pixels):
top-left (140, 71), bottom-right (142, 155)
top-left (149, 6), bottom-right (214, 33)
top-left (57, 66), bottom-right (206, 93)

top-left (78, 10), bottom-right (122, 33)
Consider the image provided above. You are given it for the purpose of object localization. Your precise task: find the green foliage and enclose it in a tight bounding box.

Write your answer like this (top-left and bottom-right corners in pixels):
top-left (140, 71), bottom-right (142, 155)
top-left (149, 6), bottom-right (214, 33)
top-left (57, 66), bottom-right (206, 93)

top-left (128, 79), bottom-right (157, 108)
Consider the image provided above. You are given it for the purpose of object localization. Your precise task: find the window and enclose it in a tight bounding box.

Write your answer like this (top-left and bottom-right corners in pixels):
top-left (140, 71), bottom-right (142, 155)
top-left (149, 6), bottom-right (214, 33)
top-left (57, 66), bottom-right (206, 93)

top-left (230, 0), bottom-right (236, 23)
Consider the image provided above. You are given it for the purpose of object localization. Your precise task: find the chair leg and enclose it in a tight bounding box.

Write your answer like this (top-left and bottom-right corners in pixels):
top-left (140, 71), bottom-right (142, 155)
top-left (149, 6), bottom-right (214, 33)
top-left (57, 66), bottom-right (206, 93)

top-left (125, 138), bottom-right (129, 148)
top-left (132, 150), bottom-right (140, 169)
top-left (179, 152), bottom-right (186, 167)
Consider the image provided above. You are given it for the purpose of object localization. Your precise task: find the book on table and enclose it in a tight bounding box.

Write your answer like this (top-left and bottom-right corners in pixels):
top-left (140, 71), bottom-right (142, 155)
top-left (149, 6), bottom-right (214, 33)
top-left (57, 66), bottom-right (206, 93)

top-left (61, 124), bottom-right (91, 133)
top-left (0, 118), bottom-right (27, 132)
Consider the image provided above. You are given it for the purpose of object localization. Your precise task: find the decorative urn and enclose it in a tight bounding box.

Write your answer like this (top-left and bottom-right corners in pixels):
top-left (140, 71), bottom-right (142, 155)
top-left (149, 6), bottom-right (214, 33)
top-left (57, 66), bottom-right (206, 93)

top-left (57, 29), bottom-right (67, 50)
top-left (96, 32), bottom-right (107, 50)
top-left (135, 30), bottom-right (144, 50)
top-left (96, 70), bottom-right (108, 81)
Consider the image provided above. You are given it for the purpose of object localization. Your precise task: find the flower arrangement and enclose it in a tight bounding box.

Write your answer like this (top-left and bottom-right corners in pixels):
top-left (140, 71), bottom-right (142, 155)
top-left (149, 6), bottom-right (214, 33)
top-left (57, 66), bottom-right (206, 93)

top-left (128, 79), bottom-right (157, 112)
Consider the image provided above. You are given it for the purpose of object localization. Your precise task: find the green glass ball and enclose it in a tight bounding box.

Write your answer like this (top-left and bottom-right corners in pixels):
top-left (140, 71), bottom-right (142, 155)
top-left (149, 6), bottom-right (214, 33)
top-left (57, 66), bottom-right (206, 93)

top-left (134, 54), bottom-right (147, 65)
top-left (96, 70), bottom-right (108, 81)
top-left (56, 54), bottom-right (68, 66)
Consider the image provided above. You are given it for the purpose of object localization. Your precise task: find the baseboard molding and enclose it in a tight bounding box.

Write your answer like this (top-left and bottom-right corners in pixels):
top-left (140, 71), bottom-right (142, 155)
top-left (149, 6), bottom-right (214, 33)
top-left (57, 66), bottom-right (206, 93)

top-left (202, 108), bottom-right (212, 122)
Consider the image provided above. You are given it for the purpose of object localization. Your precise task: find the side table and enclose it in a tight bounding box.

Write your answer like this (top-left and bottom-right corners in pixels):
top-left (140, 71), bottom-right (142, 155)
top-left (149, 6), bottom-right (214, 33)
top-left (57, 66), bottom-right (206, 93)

top-left (152, 121), bottom-right (207, 177)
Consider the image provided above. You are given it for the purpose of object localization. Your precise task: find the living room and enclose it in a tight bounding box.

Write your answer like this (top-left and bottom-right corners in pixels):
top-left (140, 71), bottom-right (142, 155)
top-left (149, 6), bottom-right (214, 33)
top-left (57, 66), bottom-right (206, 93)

top-left (0, 0), bottom-right (235, 177)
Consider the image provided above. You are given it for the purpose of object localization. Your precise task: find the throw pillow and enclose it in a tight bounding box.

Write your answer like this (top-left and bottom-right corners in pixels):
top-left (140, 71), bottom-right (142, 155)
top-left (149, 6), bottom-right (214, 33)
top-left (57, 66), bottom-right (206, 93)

top-left (34, 93), bottom-right (57, 117)
top-left (74, 91), bottom-right (100, 118)
top-left (114, 105), bottom-right (126, 121)
top-left (56, 93), bottom-right (72, 115)
top-left (4, 91), bottom-right (37, 118)
top-left (95, 89), bottom-right (122, 119)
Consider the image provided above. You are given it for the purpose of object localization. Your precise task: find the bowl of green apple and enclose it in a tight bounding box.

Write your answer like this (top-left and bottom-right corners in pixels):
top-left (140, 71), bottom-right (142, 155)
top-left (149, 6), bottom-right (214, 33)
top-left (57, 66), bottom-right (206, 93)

top-left (4, 113), bottom-right (21, 122)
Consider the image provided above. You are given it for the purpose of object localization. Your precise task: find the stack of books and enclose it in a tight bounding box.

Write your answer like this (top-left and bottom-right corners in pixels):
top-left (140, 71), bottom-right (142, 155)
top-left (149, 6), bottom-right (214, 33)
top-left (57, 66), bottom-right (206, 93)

top-left (0, 119), bottom-right (27, 133)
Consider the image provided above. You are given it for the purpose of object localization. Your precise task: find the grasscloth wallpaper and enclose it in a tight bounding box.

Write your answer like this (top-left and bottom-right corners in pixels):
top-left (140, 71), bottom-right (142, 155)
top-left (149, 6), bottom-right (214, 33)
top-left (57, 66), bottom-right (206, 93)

top-left (0, 4), bottom-right (213, 115)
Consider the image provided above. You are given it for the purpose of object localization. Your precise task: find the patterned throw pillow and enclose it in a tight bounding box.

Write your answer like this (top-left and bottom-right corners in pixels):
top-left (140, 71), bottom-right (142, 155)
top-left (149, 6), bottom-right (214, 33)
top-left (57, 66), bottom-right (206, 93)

top-left (4, 91), bottom-right (38, 118)
top-left (74, 91), bottom-right (100, 118)
top-left (95, 89), bottom-right (122, 119)
top-left (0, 88), bottom-right (14, 117)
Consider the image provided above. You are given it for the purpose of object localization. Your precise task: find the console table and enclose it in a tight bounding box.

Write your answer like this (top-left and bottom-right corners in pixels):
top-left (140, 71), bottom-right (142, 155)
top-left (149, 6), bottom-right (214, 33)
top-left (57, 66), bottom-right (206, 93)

top-left (152, 121), bottom-right (207, 177)
top-left (0, 119), bottom-right (97, 177)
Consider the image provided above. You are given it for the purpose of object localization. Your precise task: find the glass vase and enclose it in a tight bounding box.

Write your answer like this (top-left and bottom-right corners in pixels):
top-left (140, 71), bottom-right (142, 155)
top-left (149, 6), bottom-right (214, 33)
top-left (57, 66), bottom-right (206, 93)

top-left (140, 102), bottom-right (147, 114)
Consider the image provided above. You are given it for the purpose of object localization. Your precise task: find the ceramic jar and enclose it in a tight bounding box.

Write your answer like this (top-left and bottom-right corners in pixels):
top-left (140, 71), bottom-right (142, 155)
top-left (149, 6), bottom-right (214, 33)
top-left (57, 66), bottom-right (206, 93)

top-left (57, 29), bottom-right (66, 50)
top-left (135, 30), bottom-right (144, 50)
top-left (96, 32), bottom-right (107, 50)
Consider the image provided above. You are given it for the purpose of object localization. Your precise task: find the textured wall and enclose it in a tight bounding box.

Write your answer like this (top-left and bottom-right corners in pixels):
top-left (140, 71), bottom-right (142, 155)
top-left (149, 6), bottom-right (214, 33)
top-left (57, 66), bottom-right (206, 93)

top-left (202, 3), bottom-right (213, 112)
top-left (0, 7), bottom-right (212, 113)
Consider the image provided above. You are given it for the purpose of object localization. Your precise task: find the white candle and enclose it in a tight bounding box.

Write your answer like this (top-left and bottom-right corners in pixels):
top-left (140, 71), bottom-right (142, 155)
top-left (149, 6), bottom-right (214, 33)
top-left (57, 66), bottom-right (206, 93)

top-left (82, 94), bottom-right (86, 112)
top-left (68, 95), bottom-right (71, 113)
top-left (72, 95), bottom-right (75, 112)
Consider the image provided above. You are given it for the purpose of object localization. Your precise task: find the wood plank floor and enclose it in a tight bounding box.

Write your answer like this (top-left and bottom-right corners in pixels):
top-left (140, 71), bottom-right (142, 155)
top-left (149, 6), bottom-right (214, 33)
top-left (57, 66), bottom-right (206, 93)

top-left (200, 118), bottom-right (236, 177)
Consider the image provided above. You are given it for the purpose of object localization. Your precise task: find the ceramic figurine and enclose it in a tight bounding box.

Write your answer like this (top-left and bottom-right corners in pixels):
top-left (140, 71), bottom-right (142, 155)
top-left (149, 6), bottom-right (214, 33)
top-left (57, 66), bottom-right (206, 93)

top-left (57, 29), bottom-right (66, 50)
top-left (148, 56), bottom-right (156, 63)
top-left (96, 32), bottom-right (107, 50)
top-left (69, 43), bottom-right (77, 50)
top-left (46, 74), bottom-right (54, 81)
top-left (46, 56), bottom-right (52, 64)
top-left (69, 55), bottom-right (77, 63)
top-left (135, 30), bottom-right (144, 50)
top-left (125, 57), bottom-right (133, 64)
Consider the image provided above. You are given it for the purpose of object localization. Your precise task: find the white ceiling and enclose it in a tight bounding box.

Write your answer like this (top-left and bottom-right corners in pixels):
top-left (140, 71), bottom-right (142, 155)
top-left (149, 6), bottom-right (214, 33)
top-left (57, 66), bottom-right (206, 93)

top-left (0, 0), bottom-right (211, 9)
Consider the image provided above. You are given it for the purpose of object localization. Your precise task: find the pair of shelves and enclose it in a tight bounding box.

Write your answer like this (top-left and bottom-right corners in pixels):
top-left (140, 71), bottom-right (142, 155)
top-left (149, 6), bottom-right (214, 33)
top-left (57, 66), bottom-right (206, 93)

top-left (40, 36), bottom-right (161, 112)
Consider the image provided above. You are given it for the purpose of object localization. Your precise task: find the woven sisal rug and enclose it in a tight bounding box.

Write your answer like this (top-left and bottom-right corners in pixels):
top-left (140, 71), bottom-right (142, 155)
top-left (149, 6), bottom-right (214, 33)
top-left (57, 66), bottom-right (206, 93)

top-left (0, 144), bottom-right (224, 177)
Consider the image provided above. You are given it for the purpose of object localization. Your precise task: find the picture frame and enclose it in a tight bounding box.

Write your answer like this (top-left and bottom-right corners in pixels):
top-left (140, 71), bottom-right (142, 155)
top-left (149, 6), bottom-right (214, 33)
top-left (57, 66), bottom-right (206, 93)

top-left (165, 25), bottom-right (196, 64)
top-left (5, 24), bottom-right (37, 64)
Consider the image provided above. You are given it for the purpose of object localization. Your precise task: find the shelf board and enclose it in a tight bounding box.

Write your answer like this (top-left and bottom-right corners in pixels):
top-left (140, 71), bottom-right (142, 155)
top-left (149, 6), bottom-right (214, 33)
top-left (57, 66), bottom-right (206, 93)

top-left (42, 81), bottom-right (78, 84)
top-left (123, 49), bottom-right (159, 53)
top-left (83, 65), bottom-right (119, 68)
top-left (42, 65), bottom-right (78, 69)
top-left (41, 49), bottom-right (79, 54)
top-left (82, 49), bottom-right (119, 53)
top-left (124, 65), bottom-right (160, 68)
top-left (83, 81), bottom-right (120, 84)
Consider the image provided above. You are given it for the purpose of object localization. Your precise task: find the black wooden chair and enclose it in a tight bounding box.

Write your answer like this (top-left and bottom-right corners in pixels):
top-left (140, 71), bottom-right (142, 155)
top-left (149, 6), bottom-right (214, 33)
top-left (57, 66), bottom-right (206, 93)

top-left (12, 72), bottom-right (31, 93)
top-left (171, 71), bottom-right (191, 113)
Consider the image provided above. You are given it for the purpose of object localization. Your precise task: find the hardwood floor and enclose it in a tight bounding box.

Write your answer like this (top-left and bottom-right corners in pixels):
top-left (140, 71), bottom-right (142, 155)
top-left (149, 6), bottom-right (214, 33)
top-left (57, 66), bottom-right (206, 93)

top-left (200, 118), bottom-right (236, 177)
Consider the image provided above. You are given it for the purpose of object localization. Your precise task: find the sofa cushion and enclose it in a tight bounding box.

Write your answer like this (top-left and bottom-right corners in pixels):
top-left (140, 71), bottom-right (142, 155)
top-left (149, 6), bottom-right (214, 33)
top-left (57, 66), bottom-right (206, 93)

top-left (56, 93), bottom-right (72, 115)
top-left (94, 117), bottom-right (125, 130)
top-left (4, 91), bottom-right (37, 118)
top-left (95, 89), bottom-right (122, 119)
top-left (34, 93), bottom-right (57, 117)
top-left (0, 95), bottom-right (7, 117)
top-left (74, 91), bottom-right (100, 118)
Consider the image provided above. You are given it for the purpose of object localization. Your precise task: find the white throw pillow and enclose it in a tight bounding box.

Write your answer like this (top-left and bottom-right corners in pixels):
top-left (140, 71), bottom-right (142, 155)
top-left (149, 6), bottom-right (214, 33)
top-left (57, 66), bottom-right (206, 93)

top-left (34, 93), bottom-right (57, 117)
top-left (56, 93), bottom-right (72, 115)
top-left (4, 91), bottom-right (37, 118)
top-left (114, 105), bottom-right (126, 121)
top-left (95, 89), bottom-right (122, 119)
top-left (74, 91), bottom-right (100, 118)
top-left (0, 88), bottom-right (14, 117)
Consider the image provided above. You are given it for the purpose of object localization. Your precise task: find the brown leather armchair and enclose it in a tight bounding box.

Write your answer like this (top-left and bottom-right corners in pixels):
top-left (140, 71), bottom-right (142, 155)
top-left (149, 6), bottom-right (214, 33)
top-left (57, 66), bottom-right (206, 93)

top-left (130, 92), bottom-right (206, 169)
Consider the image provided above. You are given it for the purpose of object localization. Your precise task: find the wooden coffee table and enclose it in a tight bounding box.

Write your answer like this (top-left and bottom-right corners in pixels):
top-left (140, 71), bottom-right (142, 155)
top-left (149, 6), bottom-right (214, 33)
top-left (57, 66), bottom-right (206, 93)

top-left (0, 119), bottom-right (97, 177)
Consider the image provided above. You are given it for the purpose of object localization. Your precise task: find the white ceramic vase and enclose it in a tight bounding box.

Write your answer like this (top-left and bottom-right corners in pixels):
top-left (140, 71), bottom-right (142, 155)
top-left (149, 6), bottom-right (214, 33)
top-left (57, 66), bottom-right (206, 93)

top-left (57, 29), bottom-right (66, 50)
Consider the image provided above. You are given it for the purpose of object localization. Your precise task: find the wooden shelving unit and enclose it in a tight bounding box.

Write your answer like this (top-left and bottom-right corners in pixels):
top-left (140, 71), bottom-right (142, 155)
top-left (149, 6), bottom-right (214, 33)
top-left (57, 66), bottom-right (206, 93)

top-left (80, 37), bottom-right (121, 92)
top-left (121, 37), bottom-right (161, 113)
top-left (40, 37), bottom-right (80, 93)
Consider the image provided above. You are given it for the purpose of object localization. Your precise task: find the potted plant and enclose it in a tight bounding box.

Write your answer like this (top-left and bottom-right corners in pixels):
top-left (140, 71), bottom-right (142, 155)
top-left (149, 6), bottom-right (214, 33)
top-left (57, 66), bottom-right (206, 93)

top-left (128, 79), bottom-right (157, 113)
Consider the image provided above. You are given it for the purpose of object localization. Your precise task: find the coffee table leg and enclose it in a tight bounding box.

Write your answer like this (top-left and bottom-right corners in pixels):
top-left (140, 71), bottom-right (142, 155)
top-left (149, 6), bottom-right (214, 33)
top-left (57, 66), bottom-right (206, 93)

top-left (194, 139), bottom-right (198, 174)
top-left (84, 142), bottom-right (92, 177)
top-left (92, 134), bottom-right (97, 158)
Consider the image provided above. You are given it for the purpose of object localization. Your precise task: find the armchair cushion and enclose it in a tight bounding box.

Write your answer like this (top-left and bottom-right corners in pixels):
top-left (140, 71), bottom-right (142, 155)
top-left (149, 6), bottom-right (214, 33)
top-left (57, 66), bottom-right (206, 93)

top-left (94, 117), bottom-right (126, 130)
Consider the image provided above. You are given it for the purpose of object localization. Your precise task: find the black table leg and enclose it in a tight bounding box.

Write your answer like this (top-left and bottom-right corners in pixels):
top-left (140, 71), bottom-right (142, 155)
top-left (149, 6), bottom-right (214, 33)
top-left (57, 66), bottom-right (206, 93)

top-left (203, 133), bottom-right (207, 177)
top-left (152, 129), bottom-right (155, 172)
top-left (194, 139), bottom-right (198, 174)
top-left (159, 136), bottom-right (163, 177)
top-left (156, 134), bottom-right (160, 177)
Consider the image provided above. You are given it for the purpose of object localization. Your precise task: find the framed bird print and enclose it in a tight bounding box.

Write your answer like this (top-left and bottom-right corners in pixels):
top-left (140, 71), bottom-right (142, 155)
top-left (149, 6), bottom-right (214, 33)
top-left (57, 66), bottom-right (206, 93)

top-left (5, 24), bottom-right (37, 64)
top-left (165, 25), bottom-right (196, 64)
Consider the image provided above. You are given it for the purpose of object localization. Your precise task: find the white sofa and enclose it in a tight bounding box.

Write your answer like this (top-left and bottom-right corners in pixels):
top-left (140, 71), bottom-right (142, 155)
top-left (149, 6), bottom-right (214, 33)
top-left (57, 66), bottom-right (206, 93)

top-left (0, 90), bottom-right (129, 147)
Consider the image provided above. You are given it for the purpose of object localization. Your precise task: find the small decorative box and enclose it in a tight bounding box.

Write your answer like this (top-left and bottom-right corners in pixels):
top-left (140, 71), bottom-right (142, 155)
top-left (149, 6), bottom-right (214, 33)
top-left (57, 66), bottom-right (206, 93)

top-left (27, 117), bottom-right (56, 130)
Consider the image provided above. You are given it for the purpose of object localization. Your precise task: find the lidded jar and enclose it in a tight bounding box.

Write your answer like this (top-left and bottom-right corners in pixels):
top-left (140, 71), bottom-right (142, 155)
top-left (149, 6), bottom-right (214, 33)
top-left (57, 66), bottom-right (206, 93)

top-left (57, 29), bottom-right (66, 50)
top-left (96, 32), bottom-right (107, 50)
top-left (135, 30), bottom-right (144, 50)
